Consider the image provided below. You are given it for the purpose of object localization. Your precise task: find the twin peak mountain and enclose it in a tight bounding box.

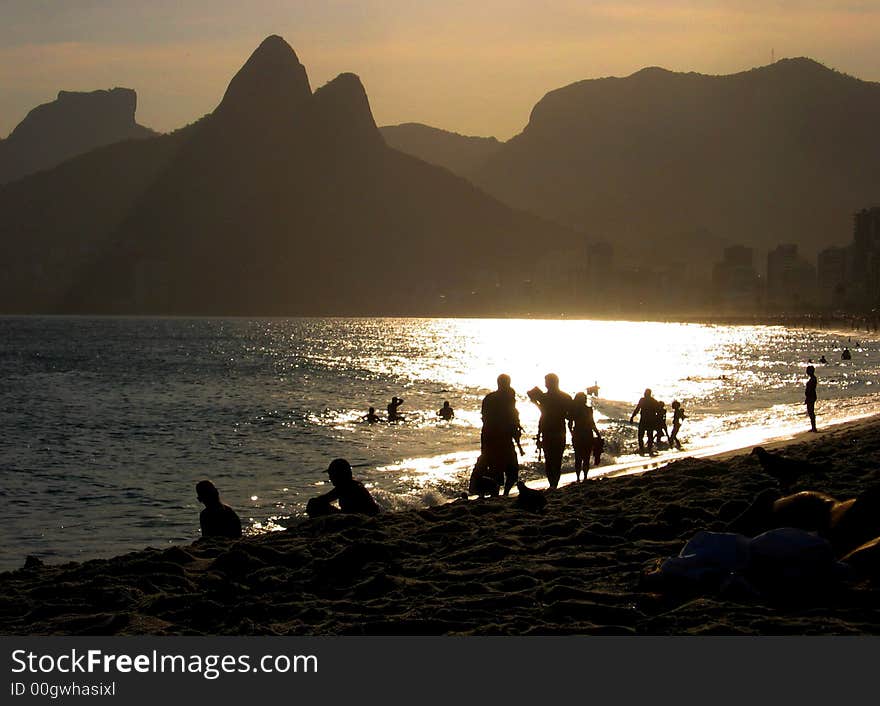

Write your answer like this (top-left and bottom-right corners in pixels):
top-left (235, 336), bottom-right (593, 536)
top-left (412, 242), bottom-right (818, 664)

top-left (0, 36), bottom-right (569, 316)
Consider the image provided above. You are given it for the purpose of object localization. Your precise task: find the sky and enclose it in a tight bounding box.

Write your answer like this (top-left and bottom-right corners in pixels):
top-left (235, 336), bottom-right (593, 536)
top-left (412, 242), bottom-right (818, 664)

top-left (2, 1), bottom-right (880, 140)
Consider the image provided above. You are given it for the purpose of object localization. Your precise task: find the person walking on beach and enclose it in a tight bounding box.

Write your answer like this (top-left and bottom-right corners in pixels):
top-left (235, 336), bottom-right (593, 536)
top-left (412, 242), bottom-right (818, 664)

top-left (387, 396), bottom-right (405, 422)
top-left (805, 365), bottom-right (818, 433)
top-left (438, 401), bottom-right (455, 421)
top-left (478, 374), bottom-right (523, 495)
top-left (668, 400), bottom-right (685, 450)
top-left (630, 389), bottom-right (658, 454)
top-left (654, 401), bottom-right (669, 446)
top-left (196, 480), bottom-right (243, 539)
top-left (528, 373), bottom-right (573, 489)
top-left (569, 392), bottom-right (601, 482)
top-left (307, 458), bottom-right (380, 517)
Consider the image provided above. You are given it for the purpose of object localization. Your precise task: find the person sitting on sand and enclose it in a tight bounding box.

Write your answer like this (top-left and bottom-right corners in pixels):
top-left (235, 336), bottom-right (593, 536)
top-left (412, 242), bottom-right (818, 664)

top-left (842, 347), bottom-right (852, 361)
top-left (527, 373), bottom-right (573, 489)
top-left (387, 396), bottom-right (405, 422)
top-left (363, 407), bottom-right (382, 423)
top-left (630, 389), bottom-right (658, 454)
top-left (438, 401), bottom-right (455, 421)
top-left (668, 400), bottom-right (685, 450)
top-left (569, 392), bottom-right (601, 482)
top-left (804, 365), bottom-right (818, 433)
top-left (307, 458), bottom-right (380, 517)
top-left (196, 480), bottom-right (243, 539)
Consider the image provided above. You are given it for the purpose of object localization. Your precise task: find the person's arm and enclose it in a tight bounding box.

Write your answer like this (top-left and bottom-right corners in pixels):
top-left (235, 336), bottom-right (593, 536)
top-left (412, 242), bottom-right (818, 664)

top-left (630, 401), bottom-right (641, 423)
top-left (319, 488), bottom-right (340, 503)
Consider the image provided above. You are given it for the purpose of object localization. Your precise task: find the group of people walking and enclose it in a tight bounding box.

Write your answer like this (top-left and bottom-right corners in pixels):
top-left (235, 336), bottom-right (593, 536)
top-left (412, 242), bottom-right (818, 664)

top-left (469, 373), bottom-right (606, 495)
top-left (629, 390), bottom-right (685, 454)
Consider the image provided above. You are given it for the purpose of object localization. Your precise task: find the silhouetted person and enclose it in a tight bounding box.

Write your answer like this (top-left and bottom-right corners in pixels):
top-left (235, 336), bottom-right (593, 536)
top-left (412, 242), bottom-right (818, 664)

top-left (842, 347), bottom-right (852, 361)
top-left (438, 401), bottom-right (454, 421)
top-left (805, 365), bottom-right (818, 433)
top-left (668, 400), bottom-right (685, 450)
top-left (630, 388), bottom-right (658, 454)
top-left (308, 458), bottom-right (380, 517)
top-left (363, 406), bottom-right (382, 423)
top-left (196, 480), bottom-right (242, 539)
top-left (569, 392), bottom-right (601, 482)
top-left (818, 355), bottom-right (828, 365)
top-left (654, 401), bottom-right (669, 445)
top-left (479, 373), bottom-right (523, 495)
top-left (527, 373), bottom-right (573, 489)
top-left (387, 396), bottom-right (405, 421)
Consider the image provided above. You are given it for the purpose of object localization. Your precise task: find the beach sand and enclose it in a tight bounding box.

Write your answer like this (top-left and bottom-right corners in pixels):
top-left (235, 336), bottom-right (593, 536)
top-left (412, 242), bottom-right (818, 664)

top-left (3, 416), bottom-right (880, 636)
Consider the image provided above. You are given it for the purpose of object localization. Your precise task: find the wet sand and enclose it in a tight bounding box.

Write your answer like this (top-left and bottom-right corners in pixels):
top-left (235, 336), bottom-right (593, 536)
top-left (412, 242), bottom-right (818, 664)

top-left (2, 416), bottom-right (880, 635)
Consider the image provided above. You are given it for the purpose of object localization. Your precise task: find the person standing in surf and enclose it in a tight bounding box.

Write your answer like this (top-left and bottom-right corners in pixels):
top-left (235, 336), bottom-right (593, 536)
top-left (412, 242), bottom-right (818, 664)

top-left (477, 374), bottom-right (523, 495)
top-left (569, 392), bottom-right (601, 482)
top-left (630, 388), bottom-right (658, 454)
top-left (528, 373), bottom-right (573, 489)
top-left (805, 365), bottom-right (818, 432)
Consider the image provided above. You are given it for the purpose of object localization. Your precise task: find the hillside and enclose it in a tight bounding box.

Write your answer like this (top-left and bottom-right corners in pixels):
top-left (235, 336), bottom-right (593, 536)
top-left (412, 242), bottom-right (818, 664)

top-left (473, 59), bottom-right (880, 263)
top-left (0, 36), bottom-right (577, 316)
top-left (379, 122), bottom-right (501, 176)
top-left (0, 88), bottom-right (156, 185)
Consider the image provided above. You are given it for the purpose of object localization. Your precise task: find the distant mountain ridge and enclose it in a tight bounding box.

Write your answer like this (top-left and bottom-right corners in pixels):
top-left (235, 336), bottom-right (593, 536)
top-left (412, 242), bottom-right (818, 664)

top-left (0, 88), bottom-right (156, 184)
top-left (471, 57), bottom-right (880, 263)
top-left (380, 122), bottom-right (501, 176)
top-left (0, 36), bottom-right (576, 316)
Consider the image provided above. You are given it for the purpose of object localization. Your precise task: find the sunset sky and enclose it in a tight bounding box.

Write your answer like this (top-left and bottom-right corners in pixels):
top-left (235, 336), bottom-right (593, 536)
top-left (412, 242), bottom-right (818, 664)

top-left (3, 1), bottom-right (879, 140)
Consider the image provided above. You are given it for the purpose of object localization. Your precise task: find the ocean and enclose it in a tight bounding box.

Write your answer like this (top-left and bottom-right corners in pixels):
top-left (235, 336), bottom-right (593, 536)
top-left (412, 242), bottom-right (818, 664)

top-left (2, 315), bottom-right (879, 572)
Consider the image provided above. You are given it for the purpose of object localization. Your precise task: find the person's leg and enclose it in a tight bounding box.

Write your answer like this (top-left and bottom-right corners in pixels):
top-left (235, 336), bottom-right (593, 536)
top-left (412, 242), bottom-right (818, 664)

top-left (503, 447), bottom-right (519, 495)
top-left (544, 438), bottom-right (564, 488)
top-left (637, 423), bottom-right (646, 453)
top-left (807, 401), bottom-right (817, 432)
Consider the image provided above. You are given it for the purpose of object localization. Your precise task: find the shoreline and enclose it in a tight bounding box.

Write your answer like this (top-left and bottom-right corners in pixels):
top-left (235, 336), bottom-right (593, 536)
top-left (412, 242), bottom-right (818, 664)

top-left (3, 413), bottom-right (880, 635)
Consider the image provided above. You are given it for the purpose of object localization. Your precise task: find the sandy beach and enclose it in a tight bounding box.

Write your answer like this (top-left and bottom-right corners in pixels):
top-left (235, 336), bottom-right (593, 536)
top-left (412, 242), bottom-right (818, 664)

top-left (2, 415), bottom-right (880, 636)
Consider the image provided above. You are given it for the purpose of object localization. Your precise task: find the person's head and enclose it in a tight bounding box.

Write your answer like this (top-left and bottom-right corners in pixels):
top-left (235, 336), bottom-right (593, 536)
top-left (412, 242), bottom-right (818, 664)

top-left (545, 373), bottom-right (559, 391)
top-left (196, 480), bottom-right (220, 507)
top-left (368, 406), bottom-right (375, 413)
top-left (326, 458), bottom-right (353, 486)
top-left (574, 391), bottom-right (587, 405)
top-left (806, 365), bottom-right (815, 376)
top-left (644, 388), bottom-right (652, 398)
top-left (497, 373), bottom-right (511, 390)
top-left (443, 401), bottom-right (451, 408)
top-left (671, 400), bottom-right (680, 409)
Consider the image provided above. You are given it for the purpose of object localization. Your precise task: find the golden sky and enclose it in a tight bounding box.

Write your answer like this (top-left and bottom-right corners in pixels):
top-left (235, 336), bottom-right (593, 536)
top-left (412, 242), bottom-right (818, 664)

top-left (2, 1), bottom-right (879, 140)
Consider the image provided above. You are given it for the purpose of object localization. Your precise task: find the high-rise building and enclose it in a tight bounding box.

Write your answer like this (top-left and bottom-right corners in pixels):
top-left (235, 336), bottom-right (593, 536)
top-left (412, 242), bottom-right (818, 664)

top-left (712, 245), bottom-right (759, 310)
top-left (766, 243), bottom-right (816, 310)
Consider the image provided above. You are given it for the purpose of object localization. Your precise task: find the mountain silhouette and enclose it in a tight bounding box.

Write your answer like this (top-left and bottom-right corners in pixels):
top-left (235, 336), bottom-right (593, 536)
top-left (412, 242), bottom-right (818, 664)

top-left (380, 123), bottom-right (501, 176)
top-left (469, 58), bottom-right (880, 264)
top-left (0, 36), bottom-right (576, 316)
top-left (0, 88), bottom-right (156, 185)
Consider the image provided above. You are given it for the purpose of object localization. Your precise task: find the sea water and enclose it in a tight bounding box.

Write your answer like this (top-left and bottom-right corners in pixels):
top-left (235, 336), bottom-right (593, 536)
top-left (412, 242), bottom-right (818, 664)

top-left (2, 316), bottom-right (879, 571)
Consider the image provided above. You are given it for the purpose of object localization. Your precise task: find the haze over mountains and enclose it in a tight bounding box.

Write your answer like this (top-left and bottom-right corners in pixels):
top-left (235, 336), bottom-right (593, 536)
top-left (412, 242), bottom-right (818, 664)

top-left (384, 59), bottom-right (880, 269)
top-left (0, 88), bottom-right (155, 185)
top-left (0, 36), bottom-right (574, 316)
top-left (3, 45), bottom-right (880, 316)
top-left (379, 123), bottom-right (502, 178)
